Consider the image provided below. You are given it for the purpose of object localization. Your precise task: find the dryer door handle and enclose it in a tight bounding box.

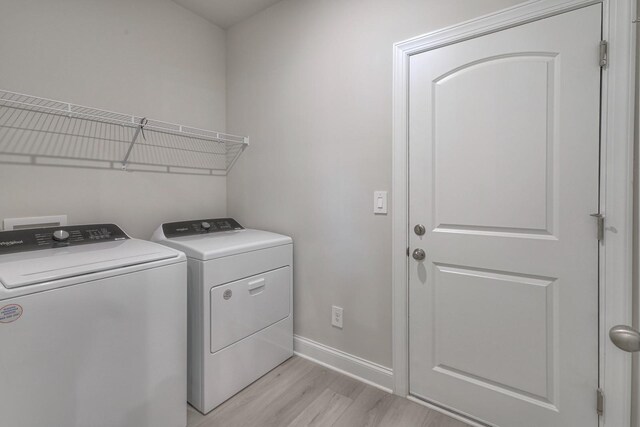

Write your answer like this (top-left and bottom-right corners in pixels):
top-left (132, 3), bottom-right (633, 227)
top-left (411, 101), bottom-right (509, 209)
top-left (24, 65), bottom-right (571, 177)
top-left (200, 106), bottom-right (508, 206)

top-left (248, 278), bottom-right (266, 294)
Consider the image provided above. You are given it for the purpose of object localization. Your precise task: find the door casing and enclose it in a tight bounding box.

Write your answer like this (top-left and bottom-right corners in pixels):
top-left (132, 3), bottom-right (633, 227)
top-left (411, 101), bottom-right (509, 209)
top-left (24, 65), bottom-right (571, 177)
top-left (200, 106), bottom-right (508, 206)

top-left (391, 1), bottom-right (637, 426)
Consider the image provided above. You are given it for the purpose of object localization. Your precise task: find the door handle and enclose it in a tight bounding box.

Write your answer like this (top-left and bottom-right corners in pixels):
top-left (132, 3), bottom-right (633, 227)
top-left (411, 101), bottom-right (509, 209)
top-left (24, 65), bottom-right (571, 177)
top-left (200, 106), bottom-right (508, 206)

top-left (609, 325), bottom-right (640, 352)
top-left (412, 248), bottom-right (426, 261)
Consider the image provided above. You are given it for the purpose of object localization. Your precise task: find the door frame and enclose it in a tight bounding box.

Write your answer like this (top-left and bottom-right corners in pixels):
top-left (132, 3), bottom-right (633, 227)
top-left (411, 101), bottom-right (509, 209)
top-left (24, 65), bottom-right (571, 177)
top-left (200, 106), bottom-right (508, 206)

top-left (391, 0), bottom-right (637, 425)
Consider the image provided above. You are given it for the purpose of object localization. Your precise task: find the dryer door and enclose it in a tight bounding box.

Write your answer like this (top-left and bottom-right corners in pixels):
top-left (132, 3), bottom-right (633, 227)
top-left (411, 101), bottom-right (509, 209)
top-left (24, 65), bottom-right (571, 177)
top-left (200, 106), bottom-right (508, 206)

top-left (210, 266), bottom-right (290, 353)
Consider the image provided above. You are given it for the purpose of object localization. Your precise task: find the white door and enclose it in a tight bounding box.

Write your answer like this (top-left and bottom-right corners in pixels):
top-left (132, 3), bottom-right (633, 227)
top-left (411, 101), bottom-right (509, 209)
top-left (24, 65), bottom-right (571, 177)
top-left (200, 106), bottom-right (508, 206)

top-left (408, 5), bottom-right (601, 427)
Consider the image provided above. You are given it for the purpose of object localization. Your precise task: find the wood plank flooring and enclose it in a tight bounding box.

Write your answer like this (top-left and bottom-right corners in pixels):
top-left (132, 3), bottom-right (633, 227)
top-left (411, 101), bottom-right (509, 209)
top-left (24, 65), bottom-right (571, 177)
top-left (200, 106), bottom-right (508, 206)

top-left (187, 356), bottom-right (469, 427)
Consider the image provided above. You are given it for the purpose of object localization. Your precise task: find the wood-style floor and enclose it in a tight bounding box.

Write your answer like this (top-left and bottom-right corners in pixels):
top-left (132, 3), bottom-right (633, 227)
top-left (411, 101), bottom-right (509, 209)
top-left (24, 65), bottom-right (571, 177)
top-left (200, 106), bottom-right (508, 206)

top-left (187, 356), bottom-right (469, 427)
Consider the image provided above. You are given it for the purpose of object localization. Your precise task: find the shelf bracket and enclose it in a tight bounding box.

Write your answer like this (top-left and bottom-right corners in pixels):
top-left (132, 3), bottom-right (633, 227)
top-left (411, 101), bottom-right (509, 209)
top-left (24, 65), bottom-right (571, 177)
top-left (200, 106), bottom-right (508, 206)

top-left (121, 117), bottom-right (148, 171)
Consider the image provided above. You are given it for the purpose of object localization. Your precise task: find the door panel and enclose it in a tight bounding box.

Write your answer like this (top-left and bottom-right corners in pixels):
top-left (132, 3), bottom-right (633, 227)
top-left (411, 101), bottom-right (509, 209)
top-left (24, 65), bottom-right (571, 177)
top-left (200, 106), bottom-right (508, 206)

top-left (433, 265), bottom-right (554, 402)
top-left (434, 55), bottom-right (554, 234)
top-left (408, 5), bottom-right (601, 427)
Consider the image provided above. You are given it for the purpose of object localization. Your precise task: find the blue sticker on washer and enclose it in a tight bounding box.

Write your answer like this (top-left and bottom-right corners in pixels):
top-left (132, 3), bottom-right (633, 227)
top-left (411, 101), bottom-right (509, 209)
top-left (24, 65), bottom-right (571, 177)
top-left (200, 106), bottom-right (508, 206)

top-left (0, 304), bottom-right (23, 323)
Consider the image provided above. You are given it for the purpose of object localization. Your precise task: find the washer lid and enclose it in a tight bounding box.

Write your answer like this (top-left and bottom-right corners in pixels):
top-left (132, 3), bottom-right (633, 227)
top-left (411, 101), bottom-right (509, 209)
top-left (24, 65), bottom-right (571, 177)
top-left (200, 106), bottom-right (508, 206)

top-left (0, 239), bottom-right (179, 289)
top-left (159, 229), bottom-right (292, 260)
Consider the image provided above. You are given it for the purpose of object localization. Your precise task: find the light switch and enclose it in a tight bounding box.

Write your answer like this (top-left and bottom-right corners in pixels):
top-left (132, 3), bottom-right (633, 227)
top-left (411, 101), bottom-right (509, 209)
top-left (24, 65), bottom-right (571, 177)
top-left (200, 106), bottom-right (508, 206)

top-left (374, 191), bottom-right (388, 214)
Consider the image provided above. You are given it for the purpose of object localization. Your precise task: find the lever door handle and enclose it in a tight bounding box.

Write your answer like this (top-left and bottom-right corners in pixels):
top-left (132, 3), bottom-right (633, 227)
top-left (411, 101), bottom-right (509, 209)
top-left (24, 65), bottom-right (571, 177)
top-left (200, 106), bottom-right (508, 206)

top-left (610, 325), bottom-right (640, 352)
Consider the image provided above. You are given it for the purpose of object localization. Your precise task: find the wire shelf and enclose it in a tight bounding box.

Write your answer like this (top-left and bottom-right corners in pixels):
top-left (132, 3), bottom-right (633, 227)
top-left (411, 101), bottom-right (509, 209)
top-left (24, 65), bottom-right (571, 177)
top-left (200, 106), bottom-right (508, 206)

top-left (0, 89), bottom-right (248, 175)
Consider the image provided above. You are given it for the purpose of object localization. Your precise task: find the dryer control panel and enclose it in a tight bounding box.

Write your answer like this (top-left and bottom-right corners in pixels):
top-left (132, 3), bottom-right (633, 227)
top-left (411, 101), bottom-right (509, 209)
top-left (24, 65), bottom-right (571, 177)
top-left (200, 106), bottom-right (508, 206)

top-left (0, 224), bottom-right (129, 255)
top-left (162, 218), bottom-right (244, 238)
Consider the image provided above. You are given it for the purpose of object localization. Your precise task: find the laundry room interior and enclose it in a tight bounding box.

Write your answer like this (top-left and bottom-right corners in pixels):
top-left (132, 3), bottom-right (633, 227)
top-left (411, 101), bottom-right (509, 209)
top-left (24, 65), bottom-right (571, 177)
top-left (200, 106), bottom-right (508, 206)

top-left (0, 0), bottom-right (638, 426)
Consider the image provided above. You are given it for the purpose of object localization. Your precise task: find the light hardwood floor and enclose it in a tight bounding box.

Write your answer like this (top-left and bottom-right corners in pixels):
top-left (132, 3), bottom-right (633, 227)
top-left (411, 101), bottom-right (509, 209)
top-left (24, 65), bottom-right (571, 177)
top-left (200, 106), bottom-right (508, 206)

top-left (187, 356), bottom-right (469, 427)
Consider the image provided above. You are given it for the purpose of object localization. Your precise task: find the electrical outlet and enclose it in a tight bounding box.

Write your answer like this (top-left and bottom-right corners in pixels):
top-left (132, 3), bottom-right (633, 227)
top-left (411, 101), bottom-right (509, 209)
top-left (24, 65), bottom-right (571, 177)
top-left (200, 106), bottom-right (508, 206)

top-left (332, 306), bottom-right (343, 329)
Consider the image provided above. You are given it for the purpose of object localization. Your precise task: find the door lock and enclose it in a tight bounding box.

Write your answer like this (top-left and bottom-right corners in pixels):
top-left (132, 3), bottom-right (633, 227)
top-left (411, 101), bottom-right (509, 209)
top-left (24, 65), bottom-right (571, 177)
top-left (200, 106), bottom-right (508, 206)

top-left (414, 224), bottom-right (426, 236)
top-left (412, 248), bottom-right (426, 261)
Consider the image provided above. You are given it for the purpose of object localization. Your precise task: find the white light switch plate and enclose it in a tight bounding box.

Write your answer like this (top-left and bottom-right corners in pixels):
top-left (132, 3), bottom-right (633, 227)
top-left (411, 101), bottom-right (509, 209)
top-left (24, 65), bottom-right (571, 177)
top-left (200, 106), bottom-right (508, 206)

top-left (373, 191), bottom-right (388, 214)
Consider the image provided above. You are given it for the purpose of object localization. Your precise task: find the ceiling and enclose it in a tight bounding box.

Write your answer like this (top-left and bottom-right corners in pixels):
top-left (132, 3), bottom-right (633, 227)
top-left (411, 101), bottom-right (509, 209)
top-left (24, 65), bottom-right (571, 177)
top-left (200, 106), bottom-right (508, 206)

top-left (172, 0), bottom-right (283, 29)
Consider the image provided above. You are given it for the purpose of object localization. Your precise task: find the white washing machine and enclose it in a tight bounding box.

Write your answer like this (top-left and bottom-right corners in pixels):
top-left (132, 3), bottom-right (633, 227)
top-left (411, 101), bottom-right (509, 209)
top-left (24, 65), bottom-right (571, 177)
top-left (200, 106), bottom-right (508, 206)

top-left (0, 224), bottom-right (187, 427)
top-left (151, 218), bottom-right (293, 414)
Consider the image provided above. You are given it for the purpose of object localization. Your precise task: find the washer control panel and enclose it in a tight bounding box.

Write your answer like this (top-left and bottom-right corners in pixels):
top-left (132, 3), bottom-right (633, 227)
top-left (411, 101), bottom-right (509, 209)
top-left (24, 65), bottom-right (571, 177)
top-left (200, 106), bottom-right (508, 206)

top-left (162, 218), bottom-right (244, 238)
top-left (0, 224), bottom-right (129, 255)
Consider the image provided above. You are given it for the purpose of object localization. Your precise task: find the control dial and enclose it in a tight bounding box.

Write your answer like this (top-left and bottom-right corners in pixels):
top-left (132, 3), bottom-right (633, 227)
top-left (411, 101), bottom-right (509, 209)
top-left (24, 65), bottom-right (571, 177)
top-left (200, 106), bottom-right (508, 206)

top-left (201, 222), bottom-right (211, 231)
top-left (52, 230), bottom-right (70, 242)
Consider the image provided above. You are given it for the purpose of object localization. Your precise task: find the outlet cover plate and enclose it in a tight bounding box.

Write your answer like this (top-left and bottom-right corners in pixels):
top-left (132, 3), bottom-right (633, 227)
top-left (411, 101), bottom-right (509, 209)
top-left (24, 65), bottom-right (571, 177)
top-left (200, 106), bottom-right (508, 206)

top-left (332, 306), bottom-right (343, 329)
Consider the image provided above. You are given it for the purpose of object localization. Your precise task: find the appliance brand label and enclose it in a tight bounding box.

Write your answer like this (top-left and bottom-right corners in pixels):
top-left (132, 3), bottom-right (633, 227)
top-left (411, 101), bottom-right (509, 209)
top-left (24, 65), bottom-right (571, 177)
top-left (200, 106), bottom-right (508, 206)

top-left (0, 240), bottom-right (23, 247)
top-left (0, 304), bottom-right (23, 323)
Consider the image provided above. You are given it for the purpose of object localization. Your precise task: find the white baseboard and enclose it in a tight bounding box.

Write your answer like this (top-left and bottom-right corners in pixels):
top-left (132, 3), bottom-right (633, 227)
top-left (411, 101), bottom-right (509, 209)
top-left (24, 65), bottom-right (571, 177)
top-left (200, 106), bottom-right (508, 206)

top-left (293, 335), bottom-right (394, 393)
top-left (293, 335), bottom-right (488, 426)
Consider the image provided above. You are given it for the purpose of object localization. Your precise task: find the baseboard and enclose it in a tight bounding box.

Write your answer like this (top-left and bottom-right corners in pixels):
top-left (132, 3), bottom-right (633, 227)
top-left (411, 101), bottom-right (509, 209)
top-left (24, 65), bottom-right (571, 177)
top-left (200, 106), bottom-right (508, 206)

top-left (293, 336), bottom-right (491, 426)
top-left (293, 335), bottom-right (394, 393)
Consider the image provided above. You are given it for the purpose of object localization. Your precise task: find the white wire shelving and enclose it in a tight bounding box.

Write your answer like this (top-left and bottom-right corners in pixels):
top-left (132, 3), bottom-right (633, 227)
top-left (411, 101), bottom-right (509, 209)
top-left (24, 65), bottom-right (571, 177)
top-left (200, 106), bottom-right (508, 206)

top-left (0, 89), bottom-right (248, 175)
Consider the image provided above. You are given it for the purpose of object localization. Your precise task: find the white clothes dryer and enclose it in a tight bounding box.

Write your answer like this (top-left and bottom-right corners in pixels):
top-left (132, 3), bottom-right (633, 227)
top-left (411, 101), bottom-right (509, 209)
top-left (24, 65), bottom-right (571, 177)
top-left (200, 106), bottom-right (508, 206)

top-left (151, 218), bottom-right (293, 414)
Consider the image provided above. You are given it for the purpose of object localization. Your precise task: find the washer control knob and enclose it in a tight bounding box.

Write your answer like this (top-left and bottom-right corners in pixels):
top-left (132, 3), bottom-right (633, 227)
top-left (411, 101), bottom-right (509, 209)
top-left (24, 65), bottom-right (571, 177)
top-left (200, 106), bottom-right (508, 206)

top-left (201, 221), bottom-right (211, 231)
top-left (52, 230), bottom-right (70, 242)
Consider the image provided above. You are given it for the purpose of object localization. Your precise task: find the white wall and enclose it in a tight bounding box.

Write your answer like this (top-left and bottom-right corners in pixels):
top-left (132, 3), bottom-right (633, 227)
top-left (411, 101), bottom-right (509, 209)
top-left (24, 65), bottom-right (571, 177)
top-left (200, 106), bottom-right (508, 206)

top-left (226, 0), bottom-right (525, 368)
top-left (0, 0), bottom-right (227, 238)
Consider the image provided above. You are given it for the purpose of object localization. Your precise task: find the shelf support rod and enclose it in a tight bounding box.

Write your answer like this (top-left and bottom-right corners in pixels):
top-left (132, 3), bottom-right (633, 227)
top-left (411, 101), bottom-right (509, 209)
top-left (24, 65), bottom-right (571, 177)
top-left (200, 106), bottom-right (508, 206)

top-left (121, 117), bottom-right (148, 170)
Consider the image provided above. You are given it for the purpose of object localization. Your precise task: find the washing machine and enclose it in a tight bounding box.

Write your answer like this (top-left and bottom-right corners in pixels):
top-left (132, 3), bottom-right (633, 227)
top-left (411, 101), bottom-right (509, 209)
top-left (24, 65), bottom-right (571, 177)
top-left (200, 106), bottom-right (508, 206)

top-left (0, 223), bottom-right (187, 427)
top-left (151, 217), bottom-right (293, 414)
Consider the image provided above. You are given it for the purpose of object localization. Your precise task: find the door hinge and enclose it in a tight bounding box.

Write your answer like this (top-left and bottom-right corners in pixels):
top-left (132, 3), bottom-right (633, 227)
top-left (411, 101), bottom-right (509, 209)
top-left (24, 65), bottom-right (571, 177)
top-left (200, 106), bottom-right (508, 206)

top-left (406, 247), bottom-right (410, 257)
top-left (599, 40), bottom-right (608, 68)
top-left (590, 213), bottom-right (605, 241)
top-left (597, 388), bottom-right (604, 416)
